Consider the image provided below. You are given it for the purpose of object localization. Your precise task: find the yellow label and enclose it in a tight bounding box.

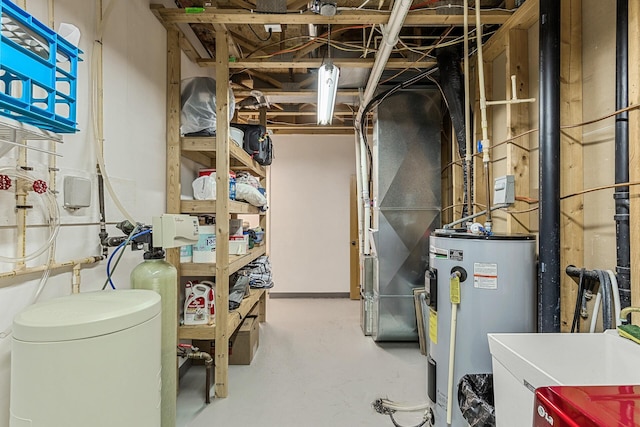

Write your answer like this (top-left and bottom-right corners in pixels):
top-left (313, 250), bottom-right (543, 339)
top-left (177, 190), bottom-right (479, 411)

top-left (429, 308), bottom-right (438, 344)
top-left (450, 276), bottom-right (461, 304)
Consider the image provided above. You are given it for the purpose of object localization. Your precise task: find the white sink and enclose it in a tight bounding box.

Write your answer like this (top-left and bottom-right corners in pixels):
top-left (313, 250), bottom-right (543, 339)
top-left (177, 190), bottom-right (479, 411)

top-left (488, 330), bottom-right (640, 426)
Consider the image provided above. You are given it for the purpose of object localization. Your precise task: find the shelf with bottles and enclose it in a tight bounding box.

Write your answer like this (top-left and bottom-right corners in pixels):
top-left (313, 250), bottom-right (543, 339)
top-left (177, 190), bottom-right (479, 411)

top-left (178, 288), bottom-right (265, 340)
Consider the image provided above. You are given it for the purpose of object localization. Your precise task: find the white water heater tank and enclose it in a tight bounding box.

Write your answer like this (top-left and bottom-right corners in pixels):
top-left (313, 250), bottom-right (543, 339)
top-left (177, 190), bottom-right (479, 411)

top-left (10, 290), bottom-right (161, 427)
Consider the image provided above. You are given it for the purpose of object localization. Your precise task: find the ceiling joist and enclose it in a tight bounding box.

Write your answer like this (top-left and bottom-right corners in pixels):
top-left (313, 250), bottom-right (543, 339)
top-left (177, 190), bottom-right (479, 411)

top-left (150, 6), bottom-right (511, 26)
top-left (199, 57), bottom-right (437, 69)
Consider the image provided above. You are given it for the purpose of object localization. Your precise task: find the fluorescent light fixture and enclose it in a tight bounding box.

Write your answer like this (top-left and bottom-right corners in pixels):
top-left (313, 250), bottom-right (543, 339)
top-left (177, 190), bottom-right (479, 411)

top-left (317, 63), bottom-right (340, 125)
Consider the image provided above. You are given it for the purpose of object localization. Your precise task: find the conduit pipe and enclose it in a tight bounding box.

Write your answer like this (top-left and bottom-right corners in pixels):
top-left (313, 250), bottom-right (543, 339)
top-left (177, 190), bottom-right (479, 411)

top-left (354, 0), bottom-right (412, 254)
top-left (614, 0), bottom-right (631, 310)
top-left (473, 0), bottom-right (492, 231)
top-left (538, 0), bottom-right (561, 333)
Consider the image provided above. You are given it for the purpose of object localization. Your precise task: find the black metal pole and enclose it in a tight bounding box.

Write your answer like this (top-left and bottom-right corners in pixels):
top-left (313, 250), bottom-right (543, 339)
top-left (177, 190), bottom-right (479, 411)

top-left (615, 0), bottom-right (631, 310)
top-left (538, 0), bottom-right (561, 333)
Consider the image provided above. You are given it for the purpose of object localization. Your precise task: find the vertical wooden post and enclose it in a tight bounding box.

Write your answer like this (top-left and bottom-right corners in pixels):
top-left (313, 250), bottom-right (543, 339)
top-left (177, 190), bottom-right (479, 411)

top-left (259, 107), bottom-right (267, 127)
top-left (505, 29), bottom-right (531, 233)
top-left (629, 0), bottom-right (640, 321)
top-left (165, 27), bottom-right (181, 427)
top-left (559, 0), bottom-right (584, 331)
top-left (214, 29), bottom-right (231, 398)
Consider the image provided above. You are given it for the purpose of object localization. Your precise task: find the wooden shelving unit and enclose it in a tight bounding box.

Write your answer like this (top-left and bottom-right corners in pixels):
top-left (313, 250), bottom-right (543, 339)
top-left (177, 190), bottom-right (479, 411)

top-left (155, 15), bottom-right (268, 398)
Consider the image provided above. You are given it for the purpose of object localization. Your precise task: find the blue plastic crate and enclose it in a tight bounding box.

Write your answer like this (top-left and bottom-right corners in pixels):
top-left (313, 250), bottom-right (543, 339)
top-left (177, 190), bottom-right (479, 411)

top-left (0, 0), bottom-right (81, 133)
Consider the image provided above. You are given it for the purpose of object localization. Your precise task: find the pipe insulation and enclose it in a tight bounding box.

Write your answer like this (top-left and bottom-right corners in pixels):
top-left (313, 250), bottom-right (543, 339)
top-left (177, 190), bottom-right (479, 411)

top-left (436, 48), bottom-right (472, 218)
top-left (538, 0), bottom-right (562, 333)
top-left (614, 0), bottom-right (631, 310)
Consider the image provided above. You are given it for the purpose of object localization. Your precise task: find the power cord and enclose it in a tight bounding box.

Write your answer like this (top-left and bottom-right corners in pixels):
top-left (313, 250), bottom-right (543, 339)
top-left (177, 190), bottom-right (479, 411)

top-left (249, 24), bottom-right (273, 42)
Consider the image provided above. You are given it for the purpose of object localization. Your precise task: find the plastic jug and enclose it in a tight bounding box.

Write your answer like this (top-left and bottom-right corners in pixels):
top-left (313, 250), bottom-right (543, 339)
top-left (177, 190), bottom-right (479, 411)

top-left (183, 283), bottom-right (212, 325)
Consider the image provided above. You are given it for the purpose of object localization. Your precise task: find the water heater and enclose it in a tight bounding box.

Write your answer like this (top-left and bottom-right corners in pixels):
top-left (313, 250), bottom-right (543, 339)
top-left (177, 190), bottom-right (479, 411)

top-left (426, 231), bottom-right (536, 426)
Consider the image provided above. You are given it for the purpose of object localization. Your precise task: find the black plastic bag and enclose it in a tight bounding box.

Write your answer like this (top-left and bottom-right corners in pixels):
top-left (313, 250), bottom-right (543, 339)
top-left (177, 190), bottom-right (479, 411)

top-left (457, 374), bottom-right (495, 427)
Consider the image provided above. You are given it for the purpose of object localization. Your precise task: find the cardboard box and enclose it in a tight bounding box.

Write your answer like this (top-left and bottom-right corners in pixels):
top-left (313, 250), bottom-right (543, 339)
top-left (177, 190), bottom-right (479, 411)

top-left (229, 315), bottom-right (259, 365)
top-left (192, 313), bottom-right (260, 366)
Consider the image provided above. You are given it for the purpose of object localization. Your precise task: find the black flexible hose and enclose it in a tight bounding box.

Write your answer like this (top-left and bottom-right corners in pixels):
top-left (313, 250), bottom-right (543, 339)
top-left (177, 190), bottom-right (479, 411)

top-left (571, 269), bottom-right (585, 333)
top-left (597, 269), bottom-right (613, 330)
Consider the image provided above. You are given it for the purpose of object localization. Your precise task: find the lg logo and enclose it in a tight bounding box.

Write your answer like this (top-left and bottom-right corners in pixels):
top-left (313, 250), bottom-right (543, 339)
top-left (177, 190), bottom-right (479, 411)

top-left (538, 405), bottom-right (554, 426)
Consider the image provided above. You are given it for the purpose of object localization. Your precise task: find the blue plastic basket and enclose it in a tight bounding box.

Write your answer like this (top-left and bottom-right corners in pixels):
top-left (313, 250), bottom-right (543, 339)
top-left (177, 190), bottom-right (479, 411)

top-left (0, 0), bottom-right (81, 133)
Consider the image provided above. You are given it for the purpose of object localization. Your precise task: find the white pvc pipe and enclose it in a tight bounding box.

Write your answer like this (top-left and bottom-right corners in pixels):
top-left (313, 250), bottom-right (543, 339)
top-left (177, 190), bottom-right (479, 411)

top-left (446, 302), bottom-right (458, 425)
top-left (354, 134), bottom-right (364, 253)
top-left (474, 4), bottom-right (490, 164)
top-left (360, 132), bottom-right (371, 254)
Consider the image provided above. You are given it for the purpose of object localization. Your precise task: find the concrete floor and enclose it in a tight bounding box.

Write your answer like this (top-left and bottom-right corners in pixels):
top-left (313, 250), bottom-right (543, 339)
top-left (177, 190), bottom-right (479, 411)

top-left (177, 297), bottom-right (427, 427)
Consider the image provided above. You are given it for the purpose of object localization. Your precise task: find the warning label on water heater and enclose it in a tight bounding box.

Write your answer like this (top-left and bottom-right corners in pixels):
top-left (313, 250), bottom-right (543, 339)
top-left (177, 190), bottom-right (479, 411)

top-left (474, 263), bottom-right (498, 290)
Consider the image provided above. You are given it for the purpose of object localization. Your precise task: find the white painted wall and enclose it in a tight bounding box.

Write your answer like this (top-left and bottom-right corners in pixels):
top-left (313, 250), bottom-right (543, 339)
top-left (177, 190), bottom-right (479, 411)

top-left (269, 135), bottom-right (356, 293)
top-left (0, 1), bottom-right (209, 426)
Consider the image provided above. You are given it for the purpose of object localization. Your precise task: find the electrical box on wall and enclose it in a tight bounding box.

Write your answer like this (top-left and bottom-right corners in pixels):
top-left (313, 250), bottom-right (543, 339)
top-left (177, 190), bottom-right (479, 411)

top-left (494, 175), bottom-right (515, 206)
top-left (63, 176), bottom-right (91, 209)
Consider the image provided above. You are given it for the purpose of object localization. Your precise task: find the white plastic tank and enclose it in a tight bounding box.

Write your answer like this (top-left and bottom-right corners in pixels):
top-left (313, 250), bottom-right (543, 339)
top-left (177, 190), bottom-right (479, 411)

top-left (426, 230), bottom-right (536, 427)
top-left (10, 290), bottom-right (161, 427)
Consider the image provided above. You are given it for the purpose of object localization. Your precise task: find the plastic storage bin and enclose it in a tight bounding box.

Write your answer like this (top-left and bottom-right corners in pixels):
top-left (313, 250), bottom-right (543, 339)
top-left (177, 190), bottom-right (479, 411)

top-left (0, 0), bottom-right (81, 133)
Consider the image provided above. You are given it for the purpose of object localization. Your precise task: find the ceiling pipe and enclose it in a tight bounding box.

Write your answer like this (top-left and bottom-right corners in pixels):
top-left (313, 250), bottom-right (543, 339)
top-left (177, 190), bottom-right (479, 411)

top-left (614, 0), bottom-right (631, 311)
top-left (355, 0), bottom-right (413, 126)
top-left (538, 0), bottom-right (561, 333)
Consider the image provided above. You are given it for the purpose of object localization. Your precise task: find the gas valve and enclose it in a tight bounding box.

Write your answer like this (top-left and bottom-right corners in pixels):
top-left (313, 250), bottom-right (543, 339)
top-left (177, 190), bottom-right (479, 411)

top-left (0, 174), bottom-right (11, 190)
top-left (32, 179), bottom-right (47, 194)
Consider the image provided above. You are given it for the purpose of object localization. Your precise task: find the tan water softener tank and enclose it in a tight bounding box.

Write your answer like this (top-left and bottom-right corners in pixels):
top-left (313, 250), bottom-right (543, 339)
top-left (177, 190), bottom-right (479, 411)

top-left (10, 290), bottom-right (161, 427)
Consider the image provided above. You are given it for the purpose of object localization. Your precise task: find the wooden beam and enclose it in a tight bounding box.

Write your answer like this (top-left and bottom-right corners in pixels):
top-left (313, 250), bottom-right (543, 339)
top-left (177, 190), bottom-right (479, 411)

top-left (287, 0), bottom-right (309, 11)
top-left (150, 5), bottom-right (512, 26)
top-left (483, 0), bottom-right (539, 62)
top-left (214, 29), bottom-right (231, 398)
top-left (235, 89), bottom-right (360, 97)
top-left (212, 23), bottom-right (242, 59)
top-left (152, 6), bottom-right (207, 63)
top-left (245, 69), bottom-right (283, 88)
top-left (164, 27), bottom-right (181, 427)
top-left (629, 0), bottom-right (640, 322)
top-left (200, 57), bottom-right (437, 69)
top-left (505, 29), bottom-right (531, 234)
top-left (559, 0), bottom-right (583, 332)
top-left (237, 108), bottom-right (357, 116)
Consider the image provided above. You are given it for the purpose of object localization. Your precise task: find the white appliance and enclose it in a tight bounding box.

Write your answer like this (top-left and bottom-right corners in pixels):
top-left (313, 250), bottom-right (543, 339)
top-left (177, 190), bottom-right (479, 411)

top-left (488, 330), bottom-right (640, 427)
top-left (10, 290), bottom-right (161, 427)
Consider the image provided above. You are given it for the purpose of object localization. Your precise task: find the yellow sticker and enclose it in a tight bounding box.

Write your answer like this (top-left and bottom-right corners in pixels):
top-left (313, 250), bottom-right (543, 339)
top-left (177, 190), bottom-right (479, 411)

top-left (429, 308), bottom-right (438, 344)
top-left (450, 276), bottom-right (461, 304)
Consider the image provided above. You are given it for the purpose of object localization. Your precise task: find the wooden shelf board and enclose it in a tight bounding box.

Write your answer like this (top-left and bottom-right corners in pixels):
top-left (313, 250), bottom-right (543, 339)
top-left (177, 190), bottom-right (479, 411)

top-left (178, 288), bottom-right (265, 340)
top-left (180, 245), bottom-right (266, 276)
top-left (181, 199), bottom-right (261, 215)
top-left (181, 136), bottom-right (266, 177)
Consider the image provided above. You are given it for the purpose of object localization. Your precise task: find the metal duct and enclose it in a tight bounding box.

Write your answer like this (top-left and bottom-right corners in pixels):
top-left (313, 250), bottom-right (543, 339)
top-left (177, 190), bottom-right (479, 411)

top-left (538, 0), bottom-right (561, 333)
top-left (615, 0), bottom-right (631, 310)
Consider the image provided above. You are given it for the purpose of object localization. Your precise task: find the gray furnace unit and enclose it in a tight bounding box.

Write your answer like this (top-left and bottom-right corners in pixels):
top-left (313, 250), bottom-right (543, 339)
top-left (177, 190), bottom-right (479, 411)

top-left (369, 89), bottom-right (441, 342)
